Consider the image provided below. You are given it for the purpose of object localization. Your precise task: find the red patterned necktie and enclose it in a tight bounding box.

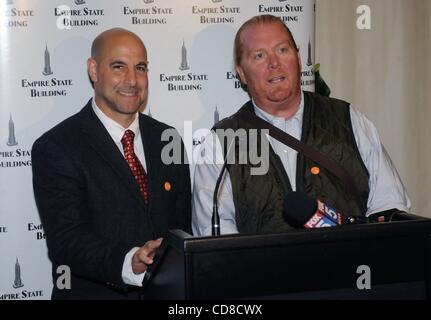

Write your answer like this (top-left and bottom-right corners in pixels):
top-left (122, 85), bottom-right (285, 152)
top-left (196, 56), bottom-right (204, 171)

top-left (121, 130), bottom-right (149, 203)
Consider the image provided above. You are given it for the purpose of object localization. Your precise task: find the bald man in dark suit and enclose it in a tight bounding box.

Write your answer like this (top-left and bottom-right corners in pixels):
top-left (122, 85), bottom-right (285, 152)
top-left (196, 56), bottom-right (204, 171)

top-left (32, 28), bottom-right (191, 300)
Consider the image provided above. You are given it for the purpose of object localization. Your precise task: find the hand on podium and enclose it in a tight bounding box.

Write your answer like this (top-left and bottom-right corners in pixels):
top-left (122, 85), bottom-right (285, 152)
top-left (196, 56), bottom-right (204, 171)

top-left (132, 238), bottom-right (163, 274)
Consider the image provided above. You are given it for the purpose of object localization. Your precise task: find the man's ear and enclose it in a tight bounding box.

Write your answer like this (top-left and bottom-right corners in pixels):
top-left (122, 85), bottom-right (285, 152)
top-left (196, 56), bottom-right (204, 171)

top-left (87, 58), bottom-right (98, 83)
top-left (235, 65), bottom-right (247, 85)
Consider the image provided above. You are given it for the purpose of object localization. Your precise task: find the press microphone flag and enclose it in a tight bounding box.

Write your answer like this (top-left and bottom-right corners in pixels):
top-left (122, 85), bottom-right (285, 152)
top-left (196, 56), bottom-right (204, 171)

top-left (283, 192), bottom-right (342, 228)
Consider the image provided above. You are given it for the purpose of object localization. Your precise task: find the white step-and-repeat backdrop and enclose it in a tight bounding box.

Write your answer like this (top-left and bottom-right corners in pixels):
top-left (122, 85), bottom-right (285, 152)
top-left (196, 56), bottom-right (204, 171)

top-left (0, 0), bottom-right (315, 300)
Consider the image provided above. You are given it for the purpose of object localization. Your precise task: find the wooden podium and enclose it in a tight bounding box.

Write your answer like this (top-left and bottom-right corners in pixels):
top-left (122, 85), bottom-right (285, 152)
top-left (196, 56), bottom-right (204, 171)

top-left (142, 213), bottom-right (431, 299)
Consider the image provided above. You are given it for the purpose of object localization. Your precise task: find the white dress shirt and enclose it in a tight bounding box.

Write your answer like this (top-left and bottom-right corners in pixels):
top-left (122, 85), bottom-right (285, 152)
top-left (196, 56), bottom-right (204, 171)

top-left (92, 99), bottom-right (146, 287)
top-left (192, 92), bottom-right (411, 236)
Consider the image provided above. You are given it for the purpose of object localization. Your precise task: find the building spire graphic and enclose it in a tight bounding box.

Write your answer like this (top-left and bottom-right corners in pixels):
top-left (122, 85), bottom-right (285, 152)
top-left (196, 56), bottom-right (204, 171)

top-left (306, 38), bottom-right (313, 67)
top-left (43, 44), bottom-right (53, 76)
top-left (13, 258), bottom-right (24, 289)
top-left (7, 113), bottom-right (18, 146)
top-left (179, 40), bottom-right (190, 71)
top-left (74, 0), bottom-right (85, 4)
top-left (214, 105), bottom-right (220, 125)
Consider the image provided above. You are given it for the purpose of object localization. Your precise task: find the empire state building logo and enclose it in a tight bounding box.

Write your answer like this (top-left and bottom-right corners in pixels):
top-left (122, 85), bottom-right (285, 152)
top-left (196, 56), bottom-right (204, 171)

top-left (306, 39), bottom-right (313, 67)
top-left (7, 114), bottom-right (18, 147)
top-left (12, 258), bottom-right (24, 289)
top-left (214, 105), bottom-right (219, 125)
top-left (42, 44), bottom-right (53, 76)
top-left (212, 0), bottom-right (222, 3)
top-left (74, 0), bottom-right (85, 4)
top-left (143, 0), bottom-right (154, 3)
top-left (179, 40), bottom-right (190, 71)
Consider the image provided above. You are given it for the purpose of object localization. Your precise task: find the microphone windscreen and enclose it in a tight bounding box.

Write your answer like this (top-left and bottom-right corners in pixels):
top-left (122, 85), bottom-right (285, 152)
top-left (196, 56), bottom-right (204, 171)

top-left (283, 192), bottom-right (317, 228)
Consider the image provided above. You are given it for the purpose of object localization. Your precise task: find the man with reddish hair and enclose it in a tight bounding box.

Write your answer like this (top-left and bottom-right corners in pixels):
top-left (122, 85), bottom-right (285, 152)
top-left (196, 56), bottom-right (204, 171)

top-left (192, 14), bottom-right (410, 235)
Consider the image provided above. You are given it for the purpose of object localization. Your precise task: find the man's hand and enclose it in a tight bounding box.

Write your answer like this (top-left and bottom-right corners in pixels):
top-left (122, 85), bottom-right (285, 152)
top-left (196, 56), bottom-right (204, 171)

top-left (132, 238), bottom-right (163, 274)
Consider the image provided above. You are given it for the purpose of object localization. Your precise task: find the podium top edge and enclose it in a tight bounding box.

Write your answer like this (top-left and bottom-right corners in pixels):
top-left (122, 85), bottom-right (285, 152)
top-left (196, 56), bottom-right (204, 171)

top-left (169, 218), bottom-right (431, 252)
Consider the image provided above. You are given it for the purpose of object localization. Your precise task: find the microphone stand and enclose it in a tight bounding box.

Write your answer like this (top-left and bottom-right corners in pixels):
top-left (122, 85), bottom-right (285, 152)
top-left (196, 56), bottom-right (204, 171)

top-left (211, 136), bottom-right (236, 236)
top-left (212, 160), bottom-right (229, 236)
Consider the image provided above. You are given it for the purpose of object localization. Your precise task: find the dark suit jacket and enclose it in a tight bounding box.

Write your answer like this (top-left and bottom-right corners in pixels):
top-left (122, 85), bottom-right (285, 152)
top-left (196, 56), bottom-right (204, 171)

top-left (32, 100), bottom-right (191, 300)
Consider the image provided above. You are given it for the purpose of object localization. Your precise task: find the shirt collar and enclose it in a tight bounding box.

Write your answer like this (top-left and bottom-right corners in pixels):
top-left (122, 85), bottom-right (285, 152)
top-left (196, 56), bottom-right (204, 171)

top-left (252, 91), bottom-right (304, 125)
top-left (91, 98), bottom-right (140, 144)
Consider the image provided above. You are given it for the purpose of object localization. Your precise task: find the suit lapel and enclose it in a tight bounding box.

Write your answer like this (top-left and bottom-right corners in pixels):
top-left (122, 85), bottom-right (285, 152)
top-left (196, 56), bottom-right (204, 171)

top-left (79, 101), bottom-right (147, 209)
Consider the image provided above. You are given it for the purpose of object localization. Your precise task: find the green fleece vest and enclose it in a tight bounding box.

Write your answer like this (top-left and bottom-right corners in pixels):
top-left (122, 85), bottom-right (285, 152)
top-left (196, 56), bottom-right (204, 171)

top-left (213, 91), bottom-right (369, 234)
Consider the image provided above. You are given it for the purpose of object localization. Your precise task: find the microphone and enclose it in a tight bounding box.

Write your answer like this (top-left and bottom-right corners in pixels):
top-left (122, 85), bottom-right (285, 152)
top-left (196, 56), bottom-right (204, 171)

top-left (212, 136), bottom-right (236, 236)
top-left (283, 192), bottom-right (342, 228)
